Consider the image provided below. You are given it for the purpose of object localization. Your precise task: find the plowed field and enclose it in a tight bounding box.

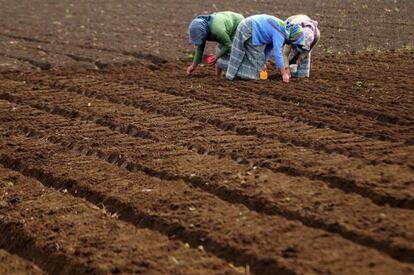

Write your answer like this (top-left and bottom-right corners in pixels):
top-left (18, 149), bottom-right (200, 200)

top-left (0, 0), bottom-right (413, 274)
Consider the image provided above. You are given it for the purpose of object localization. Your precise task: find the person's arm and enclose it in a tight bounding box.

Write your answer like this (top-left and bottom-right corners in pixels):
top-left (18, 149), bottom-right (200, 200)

top-left (213, 13), bottom-right (243, 58)
top-left (272, 34), bottom-right (290, 83)
top-left (193, 42), bottom-right (206, 64)
top-left (187, 42), bottom-right (206, 75)
top-left (209, 14), bottom-right (232, 59)
top-left (272, 38), bottom-right (285, 69)
top-left (214, 28), bottom-right (232, 58)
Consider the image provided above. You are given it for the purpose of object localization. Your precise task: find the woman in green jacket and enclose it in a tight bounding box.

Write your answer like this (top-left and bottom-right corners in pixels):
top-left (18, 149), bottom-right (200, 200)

top-left (187, 11), bottom-right (244, 77)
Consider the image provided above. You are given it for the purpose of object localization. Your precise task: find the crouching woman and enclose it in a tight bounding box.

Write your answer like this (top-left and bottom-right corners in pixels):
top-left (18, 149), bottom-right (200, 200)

top-left (226, 14), bottom-right (305, 83)
top-left (187, 11), bottom-right (244, 77)
top-left (283, 14), bottom-right (320, 78)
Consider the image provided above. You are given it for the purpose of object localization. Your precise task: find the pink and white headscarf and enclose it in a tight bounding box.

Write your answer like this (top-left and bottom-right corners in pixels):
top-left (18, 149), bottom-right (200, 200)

top-left (286, 15), bottom-right (320, 51)
top-left (301, 19), bottom-right (320, 51)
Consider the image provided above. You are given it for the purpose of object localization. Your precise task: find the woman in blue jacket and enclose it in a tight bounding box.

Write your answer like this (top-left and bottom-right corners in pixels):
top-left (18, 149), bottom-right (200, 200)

top-left (226, 14), bottom-right (306, 83)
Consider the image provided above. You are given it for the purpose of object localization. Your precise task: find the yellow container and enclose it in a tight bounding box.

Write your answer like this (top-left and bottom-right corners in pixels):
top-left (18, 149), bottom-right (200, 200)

top-left (260, 70), bottom-right (268, 80)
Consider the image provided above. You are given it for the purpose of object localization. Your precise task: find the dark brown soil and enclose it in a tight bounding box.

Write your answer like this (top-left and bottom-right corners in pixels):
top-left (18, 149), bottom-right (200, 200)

top-left (0, 167), bottom-right (234, 274)
top-left (0, 249), bottom-right (45, 274)
top-left (0, 0), bottom-right (413, 274)
top-left (0, 0), bottom-right (413, 71)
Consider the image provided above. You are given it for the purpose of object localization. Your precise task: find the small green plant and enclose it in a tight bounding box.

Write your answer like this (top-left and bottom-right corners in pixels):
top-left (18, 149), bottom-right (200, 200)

top-left (363, 45), bottom-right (377, 52)
top-left (403, 43), bottom-right (413, 51)
top-left (187, 52), bottom-right (194, 60)
top-left (3, 181), bottom-right (14, 187)
top-left (355, 80), bottom-right (364, 88)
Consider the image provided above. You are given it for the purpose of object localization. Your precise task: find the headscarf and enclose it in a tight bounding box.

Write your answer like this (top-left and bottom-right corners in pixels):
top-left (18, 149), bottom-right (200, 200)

top-left (286, 23), bottom-right (306, 50)
top-left (302, 20), bottom-right (320, 50)
top-left (267, 17), bottom-right (289, 40)
top-left (286, 15), bottom-right (319, 51)
top-left (267, 17), bottom-right (305, 49)
top-left (188, 15), bottom-right (214, 45)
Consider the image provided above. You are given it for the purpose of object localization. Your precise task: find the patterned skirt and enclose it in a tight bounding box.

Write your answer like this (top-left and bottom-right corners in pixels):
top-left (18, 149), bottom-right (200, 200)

top-left (225, 19), bottom-right (265, 80)
top-left (216, 45), bottom-right (230, 70)
top-left (289, 50), bottom-right (312, 78)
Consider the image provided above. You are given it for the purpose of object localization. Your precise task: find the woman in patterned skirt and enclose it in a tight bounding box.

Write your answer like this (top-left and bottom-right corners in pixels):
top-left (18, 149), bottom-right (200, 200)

top-left (187, 11), bottom-right (244, 77)
top-left (283, 14), bottom-right (320, 78)
top-left (226, 14), bottom-right (306, 83)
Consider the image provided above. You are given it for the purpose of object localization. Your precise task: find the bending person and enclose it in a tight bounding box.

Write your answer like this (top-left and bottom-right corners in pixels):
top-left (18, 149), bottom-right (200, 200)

top-left (226, 14), bottom-right (305, 82)
top-left (187, 11), bottom-right (244, 77)
top-left (283, 14), bottom-right (320, 78)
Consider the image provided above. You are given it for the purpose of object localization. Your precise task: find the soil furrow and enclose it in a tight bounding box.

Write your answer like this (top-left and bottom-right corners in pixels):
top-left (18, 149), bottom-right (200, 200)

top-left (155, 84), bottom-right (414, 143)
top-left (0, 249), bottom-right (45, 275)
top-left (0, 166), bottom-right (235, 274)
top-left (230, 77), bottom-right (413, 123)
top-left (60, 60), bottom-right (413, 143)
top-left (231, 81), bottom-right (414, 125)
top-left (44, 78), bottom-right (414, 169)
top-left (0, 32), bottom-right (167, 68)
top-left (0, 52), bottom-right (51, 71)
top-left (1, 132), bottom-right (413, 274)
top-left (2, 90), bottom-right (414, 209)
top-left (1, 1), bottom-right (414, 274)
top-left (0, 219), bottom-right (104, 274)
top-left (1, 100), bottom-right (414, 265)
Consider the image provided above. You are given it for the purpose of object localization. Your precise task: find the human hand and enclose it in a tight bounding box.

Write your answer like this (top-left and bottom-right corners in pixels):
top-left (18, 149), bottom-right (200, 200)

top-left (282, 73), bottom-right (290, 83)
top-left (186, 63), bottom-right (198, 75)
top-left (280, 68), bottom-right (290, 83)
top-left (286, 67), bottom-right (291, 77)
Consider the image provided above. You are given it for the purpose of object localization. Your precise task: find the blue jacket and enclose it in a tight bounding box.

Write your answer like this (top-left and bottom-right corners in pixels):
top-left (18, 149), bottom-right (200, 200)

top-left (251, 15), bottom-right (287, 69)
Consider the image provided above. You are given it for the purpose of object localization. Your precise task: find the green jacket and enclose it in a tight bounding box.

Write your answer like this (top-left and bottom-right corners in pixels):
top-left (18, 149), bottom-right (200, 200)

top-left (193, 11), bottom-right (244, 64)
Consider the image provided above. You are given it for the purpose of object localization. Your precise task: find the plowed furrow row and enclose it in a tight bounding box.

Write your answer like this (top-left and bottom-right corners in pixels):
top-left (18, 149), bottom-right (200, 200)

top-left (0, 250), bottom-right (45, 275)
top-left (228, 77), bottom-right (414, 122)
top-left (0, 145), bottom-right (289, 275)
top-left (0, 167), bottom-right (231, 274)
top-left (47, 79), bottom-right (414, 168)
top-left (84, 67), bottom-right (414, 143)
top-left (57, 69), bottom-right (414, 127)
top-left (3, 90), bottom-right (414, 208)
top-left (1, 100), bottom-right (414, 264)
top-left (155, 84), bottom-right (414, 143)
top-left (1, 131), bottom-right (414, 274)
top-left (225, 82), bottom-right (414, 125)
top-left (14, 91), bottom-right (414, 193)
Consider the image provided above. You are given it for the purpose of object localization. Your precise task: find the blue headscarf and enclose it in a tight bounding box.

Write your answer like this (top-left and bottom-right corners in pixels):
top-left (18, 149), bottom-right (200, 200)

top-left (188, 15), bottom-right (214, 45)
top-left (286, 23), bottom-right (305, 45)
top-left (267, 17), bottom-right (305, 50)
top-left (286, 22), bottom-right (306, 51)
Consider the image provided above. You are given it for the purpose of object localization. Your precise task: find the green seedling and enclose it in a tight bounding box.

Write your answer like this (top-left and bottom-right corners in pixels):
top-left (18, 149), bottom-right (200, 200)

top-left (403, 43), bottom-right (413, 52)
top-left (356, 80), bottom-right (364, 88)
top-left (3, 181), bottom-right (14, 187)
top-left (363, 45), bottom-right (376, 52)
